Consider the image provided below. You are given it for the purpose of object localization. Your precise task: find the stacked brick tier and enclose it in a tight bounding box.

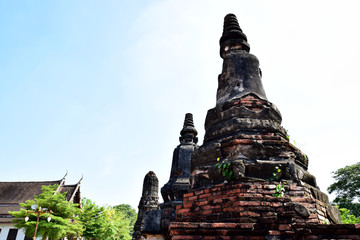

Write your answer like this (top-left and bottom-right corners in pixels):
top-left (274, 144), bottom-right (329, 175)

top-left (169, 182), bottom-right (359, 239)
top-left (191, 94), bottom-right (317, 190)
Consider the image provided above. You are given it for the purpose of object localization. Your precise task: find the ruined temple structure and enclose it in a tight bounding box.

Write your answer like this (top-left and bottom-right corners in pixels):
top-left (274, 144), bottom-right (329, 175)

top-left (162, 113), bottom-right (199, 203)
top-left (133, 171), bottom-right (161, 239)
top-left (134, 14), bottom-right (360, 239)
top-left (134, 114), bottom-right (198, 239)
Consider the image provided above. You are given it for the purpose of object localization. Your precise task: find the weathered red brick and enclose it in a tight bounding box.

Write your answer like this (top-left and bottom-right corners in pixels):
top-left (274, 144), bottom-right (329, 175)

top-left (195, 190), bottom-right (204, 195)
top-left (184, 192), bottom-right (194, 198)
top-left (218, 236), bottom-right (231, 240)
top-left (169, 222), bottom-right (199, 228)
top-left (198, 223), bottom-right (212, 228)
top-left (199, 193), bottom-right (212, 199)
top-left (291, 197), bottom-right (307, 202)
top-left (262, 212), bottom-right (277, 217)
top-left (172, 236), bottom-right (194, 240)
top-left (211, 223), bottom-right (237, 228)
top-left (177, 208), bottom-right (191, 214)
top-left (201, 205), bottom-right (212, 210)
top-left (235, 201), bottom-right (260, 206)
top-left (270, 202), bottom-right (282, 207)
top-left (189, 196), bottom-right (198, 201)
top-left (222, 201), bottom-right (233, 208)
top-left (183, 202), bottom-right (193, 208)
top-left (202, 210), bottom-right (212, 215)
top-left (209, 195), bottom-right (228, 201)
top-left (196, 201), bottom-right (208, 206)
top-left (227, 188), bottom-right (241, 194)
top-left (203, 236), bottom-right (216, 240)
top-left (212, 208), bottom-right (222, 213)
top-left (278, 224), bottom-right (291, 231)
top-left (268, 230), bottom-right (281, 235)
top-left (239, 211), bottom-right (260, 217)
top-left (239, 223), bottom-right (255, 229)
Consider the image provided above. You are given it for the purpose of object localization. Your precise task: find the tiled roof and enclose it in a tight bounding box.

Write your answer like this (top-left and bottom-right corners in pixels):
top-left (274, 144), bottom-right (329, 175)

top-left (0, 179), bottom-right (81, 223)
top-left (0, 181), bottom-right (61, 204)
top-left (61, 184), bottom-right (77, 201)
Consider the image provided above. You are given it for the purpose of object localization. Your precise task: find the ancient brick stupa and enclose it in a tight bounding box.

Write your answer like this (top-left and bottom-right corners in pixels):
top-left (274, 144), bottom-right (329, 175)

top-left (134, 13), bottom-right (360, 239)
top-left (169, 14), bottom-right (360, 239)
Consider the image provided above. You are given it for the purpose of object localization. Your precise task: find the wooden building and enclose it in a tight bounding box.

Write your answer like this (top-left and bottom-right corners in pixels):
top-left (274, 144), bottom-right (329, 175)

top-left (0, 175), bottom-right (81, 240)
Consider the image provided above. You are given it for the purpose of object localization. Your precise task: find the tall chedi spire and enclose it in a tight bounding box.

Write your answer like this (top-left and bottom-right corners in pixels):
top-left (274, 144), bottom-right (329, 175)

top-left (190, 13), bottom-right (323, 198)
top-left (217, 13), bottom-right (267, 104)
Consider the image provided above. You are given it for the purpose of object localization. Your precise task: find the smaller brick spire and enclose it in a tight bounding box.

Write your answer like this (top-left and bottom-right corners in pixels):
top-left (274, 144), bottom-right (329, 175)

top-left (133, 171), bottom-right (159, 240)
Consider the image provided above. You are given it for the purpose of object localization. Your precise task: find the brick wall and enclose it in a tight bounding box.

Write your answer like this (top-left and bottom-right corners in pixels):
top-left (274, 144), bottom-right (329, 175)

top-left (169, 182), bottom-right (360, 239)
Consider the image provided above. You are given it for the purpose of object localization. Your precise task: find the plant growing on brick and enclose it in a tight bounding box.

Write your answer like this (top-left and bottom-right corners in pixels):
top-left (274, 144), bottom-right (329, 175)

top-left (267, 166), bottom-right (281, 181)
top-left (273, 182), bottom-right (286, 197)
top-left (215, 157), bottom-right (233, 180)
top-left (267, 166), bottom-right (286, 197)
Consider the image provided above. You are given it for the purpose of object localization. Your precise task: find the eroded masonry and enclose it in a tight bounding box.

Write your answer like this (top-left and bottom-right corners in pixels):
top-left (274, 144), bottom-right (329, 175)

top-left (133, 14), bottom-right (360, 240)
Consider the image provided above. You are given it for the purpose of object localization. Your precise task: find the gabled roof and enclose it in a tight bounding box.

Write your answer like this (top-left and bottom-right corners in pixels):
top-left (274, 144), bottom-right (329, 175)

top-left (0, 177), bottom-right (82, 224)
top-left (0, 180), bottom-right (61, 204)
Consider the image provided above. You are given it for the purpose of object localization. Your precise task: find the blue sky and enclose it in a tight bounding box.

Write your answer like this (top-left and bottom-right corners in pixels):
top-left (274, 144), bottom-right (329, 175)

top-left (1, 0), bottom-right (360, 209)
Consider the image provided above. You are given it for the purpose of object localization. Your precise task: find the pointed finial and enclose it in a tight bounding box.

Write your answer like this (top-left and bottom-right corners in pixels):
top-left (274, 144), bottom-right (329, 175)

top-left (220, 13), bottom-right (250, 57)
top-left (78, 174), bottom-right (83, 184)
top-left (183, 113), bottom-right (195, 128)
top-left (180, 113), bottom-right (198, 144)
top-left (62, 170), bottom-right (68, 180)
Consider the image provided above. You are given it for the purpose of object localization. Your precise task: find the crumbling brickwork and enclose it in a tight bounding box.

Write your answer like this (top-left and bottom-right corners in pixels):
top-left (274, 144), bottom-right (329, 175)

top-left (170, 182), bottom-right (360, 239)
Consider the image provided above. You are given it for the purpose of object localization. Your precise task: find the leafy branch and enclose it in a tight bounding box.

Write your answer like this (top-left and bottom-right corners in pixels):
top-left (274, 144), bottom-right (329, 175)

top-left (267, 166), bottom-right (281, 181)
top-left (267, 166), bottom-right (286, 197)
top-left (273, 183), bottom-right (286, 197)
top-left (216, 158), bottom-right (234, 180)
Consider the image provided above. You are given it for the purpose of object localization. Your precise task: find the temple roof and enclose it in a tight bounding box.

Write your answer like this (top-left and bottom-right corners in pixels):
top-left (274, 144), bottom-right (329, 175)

top-left (0, 180), bottom-right (61, 204)
top-left (0, 177), bottom-right (81, 224)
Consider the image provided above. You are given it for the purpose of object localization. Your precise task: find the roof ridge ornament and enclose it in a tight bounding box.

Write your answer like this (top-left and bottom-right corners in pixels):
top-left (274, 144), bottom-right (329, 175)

top-left (55, 170), bottom-right (68, 193)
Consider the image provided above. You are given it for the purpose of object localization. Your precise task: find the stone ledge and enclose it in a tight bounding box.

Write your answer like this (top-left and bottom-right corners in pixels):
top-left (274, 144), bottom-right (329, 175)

top-left (169, 221), bottom-right (360, 239)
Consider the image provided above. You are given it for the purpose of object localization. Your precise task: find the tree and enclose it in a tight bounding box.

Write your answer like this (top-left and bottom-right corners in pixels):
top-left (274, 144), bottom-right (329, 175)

top-left (10, 184), bottom-right (83, 240)
top-left (328, 162), bottom-right (360, 217)
top-left (338, 207), bottom-right (360, 224)
top-left (79, 198), bottom-right (105, 240)
top-left (113, 204), bottom-right (137, 235)
top-left (99, 207), bottom-right (131, 240)
top-left (80, 199), bottom-right (132, 240)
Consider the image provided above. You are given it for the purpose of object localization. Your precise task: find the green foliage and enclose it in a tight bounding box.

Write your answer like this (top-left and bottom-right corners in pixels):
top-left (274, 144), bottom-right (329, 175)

top-left (283, 128), bottom-right (290, 140)
top-left (80, 199), bottom-right (133, 240)
top-left (215, 157), bottom-right (233, 180)
top-left (113, 204), bottom-right (137, 235)
top-left (10, 184), bottom-right (83, 240)
top-left (267, 166), bottom-right (281, 181)
top-left (97, 207), bottom-right (131, 240)
top-left (338, 207), bottom-right (360, 224)
top-left (79, 198), bottom-right (105, 240)
top-left (273, 183), bottom-right (285, 197)
top-left (328, 162), bottom-right (360, 217)
top-left (267, 167), bottom-right (286, 197)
